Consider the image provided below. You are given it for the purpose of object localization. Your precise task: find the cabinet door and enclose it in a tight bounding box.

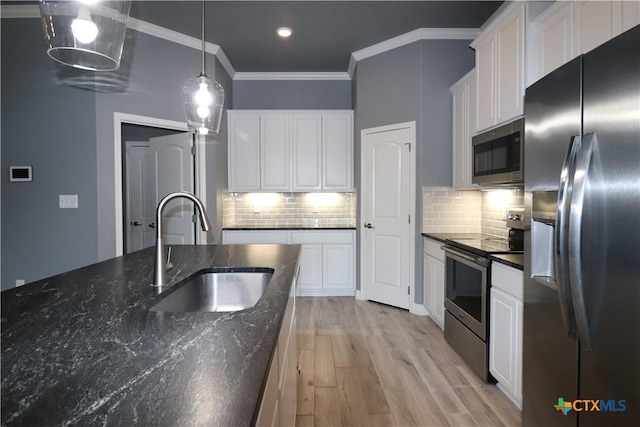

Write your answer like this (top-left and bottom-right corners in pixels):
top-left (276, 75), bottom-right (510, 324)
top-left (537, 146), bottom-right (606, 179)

top-left (432, 257), bottom-right (445, 328)
top-left (322, 113), bottom-right (353, 190)
top-left (573, 0), bottom-right (620, 56)
top-left (228, 113), bottom-right (260, 191)
top-left (451, 70), bottom-right (476, 189)
top-left (451, 79), bottom-right (467, 188)
top-left (475, 33), bottom-right (496, 132)
top-left (495, 2), bottom-right (525, 124)
top-left (423, 253), bottom-right (445, 329)
top-left (537, 2), bottom-right (574, 78)
top-left (490, 287), bottom-right (522, 406)
top-left (261, 114), bottom-right (291, 190)
top-left (622, 1), bottom-right (640, 32)
top-left (323, 244), bottom-right (354, 290)
top-left (292, 114), bottom-right (322, 191)
top-left (297, 244), bottom-right (323, 291)
top-left (423, 253), bottom-right (434, 315)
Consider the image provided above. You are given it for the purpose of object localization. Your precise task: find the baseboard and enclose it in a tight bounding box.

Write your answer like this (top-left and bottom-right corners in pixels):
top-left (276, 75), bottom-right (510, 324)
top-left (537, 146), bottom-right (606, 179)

top-left (298, 289), bottom-right (356, 297)
top-left (410, 302), bottom-right (429, 316)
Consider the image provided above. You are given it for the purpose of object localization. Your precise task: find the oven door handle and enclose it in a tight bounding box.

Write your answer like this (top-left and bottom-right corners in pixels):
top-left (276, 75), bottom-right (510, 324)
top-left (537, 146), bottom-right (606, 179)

top-left (441, 246), bottom-right (490, 267)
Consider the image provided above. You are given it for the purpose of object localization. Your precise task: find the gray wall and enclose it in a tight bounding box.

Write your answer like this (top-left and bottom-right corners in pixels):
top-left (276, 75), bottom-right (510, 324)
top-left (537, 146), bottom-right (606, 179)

top-left (1, 18), bottom-right (231, 289)
top-left (233, 80), bottom-right (352, 109)
top-left (354, 39), bottom-right (474, 304)
top-left (2, 19), bottom-right (99, 289)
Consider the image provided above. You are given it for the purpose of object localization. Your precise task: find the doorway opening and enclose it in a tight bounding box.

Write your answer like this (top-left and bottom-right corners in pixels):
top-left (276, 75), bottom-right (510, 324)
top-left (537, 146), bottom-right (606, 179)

top-left (122, 124), bottom-right (195, 254)
top-left (114, 113), bottom-right (201, 256)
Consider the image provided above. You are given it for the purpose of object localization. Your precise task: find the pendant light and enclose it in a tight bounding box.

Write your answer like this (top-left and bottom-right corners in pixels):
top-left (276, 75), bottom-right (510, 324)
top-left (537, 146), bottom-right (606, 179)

top-left (39, 0), bottom-right (131, 71)
top-left (182, 0), bottom-right (225, 136)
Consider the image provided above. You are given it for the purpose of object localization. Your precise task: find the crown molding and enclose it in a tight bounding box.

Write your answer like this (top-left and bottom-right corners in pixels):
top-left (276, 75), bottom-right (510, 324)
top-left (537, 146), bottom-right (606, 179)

top-left (234, 72), bottom-right (351, 81)
top-left (348, 27), bottom-right (480, 77)
top-left (4, 5), bottom-right (478, 82)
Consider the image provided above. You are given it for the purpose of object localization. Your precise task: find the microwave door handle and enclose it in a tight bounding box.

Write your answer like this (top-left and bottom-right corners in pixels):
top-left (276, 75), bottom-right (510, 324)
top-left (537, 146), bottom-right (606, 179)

top-left (555, 135), bottom-right (580, 340)
top-left (568, 133), bottom-right (596, 351)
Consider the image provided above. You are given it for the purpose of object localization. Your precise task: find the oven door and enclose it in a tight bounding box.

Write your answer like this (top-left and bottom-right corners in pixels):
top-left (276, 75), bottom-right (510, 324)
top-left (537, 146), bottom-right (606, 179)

top-left (443, 246), bottom-right (489, 340)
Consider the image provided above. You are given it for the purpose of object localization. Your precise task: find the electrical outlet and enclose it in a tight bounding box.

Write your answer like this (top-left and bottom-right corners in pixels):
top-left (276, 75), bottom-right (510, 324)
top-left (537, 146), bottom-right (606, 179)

top-left (59, 194), bottom-right (78, 209)
top-left (16, 279), bottom-right (25, 287)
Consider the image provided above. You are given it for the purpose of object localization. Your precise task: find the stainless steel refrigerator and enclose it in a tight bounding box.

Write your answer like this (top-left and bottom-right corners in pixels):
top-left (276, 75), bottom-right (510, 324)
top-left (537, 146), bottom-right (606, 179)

top-left (523, 26), bottom-right (639, 426)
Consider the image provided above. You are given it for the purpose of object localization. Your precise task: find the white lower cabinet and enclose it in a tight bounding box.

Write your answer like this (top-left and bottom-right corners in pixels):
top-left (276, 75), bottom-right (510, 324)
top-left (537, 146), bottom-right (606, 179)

top-left (489, 262), bottom-right (523, 409)
top-left (423, 238), bottom-right (445, 329)
top-left (257, 261), bottom-right (298, 427)
top-left (222, 230), bottom-right (355, 296)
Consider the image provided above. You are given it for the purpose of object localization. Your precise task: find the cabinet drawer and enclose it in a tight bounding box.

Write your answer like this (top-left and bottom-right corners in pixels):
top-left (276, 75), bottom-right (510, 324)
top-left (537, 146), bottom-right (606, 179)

top-left (491, 262), bottom-right (523, 300)
top-left (291, 230), bottom-right (354, 245)
top-left (222, 230), bottom-right (289, 244)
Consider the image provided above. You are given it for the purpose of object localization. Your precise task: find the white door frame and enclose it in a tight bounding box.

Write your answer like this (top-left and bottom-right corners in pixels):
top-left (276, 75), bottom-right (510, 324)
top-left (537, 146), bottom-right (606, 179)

top-left (359, 121), bottom-right (421, 314)
top-left (113, 113), bottom-right (205, 257)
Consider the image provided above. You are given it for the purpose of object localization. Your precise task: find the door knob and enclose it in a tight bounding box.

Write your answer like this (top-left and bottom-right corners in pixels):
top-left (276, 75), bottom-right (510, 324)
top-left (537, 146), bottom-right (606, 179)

top-left (364, 223), bottom-right (374, 229)
top-left (130, 221), bottom-right (142, 227)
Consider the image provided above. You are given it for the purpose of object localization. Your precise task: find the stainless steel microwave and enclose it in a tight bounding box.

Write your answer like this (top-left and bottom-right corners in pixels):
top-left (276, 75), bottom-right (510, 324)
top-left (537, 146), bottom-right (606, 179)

top-left (472, 118), bottom-right (524, 185)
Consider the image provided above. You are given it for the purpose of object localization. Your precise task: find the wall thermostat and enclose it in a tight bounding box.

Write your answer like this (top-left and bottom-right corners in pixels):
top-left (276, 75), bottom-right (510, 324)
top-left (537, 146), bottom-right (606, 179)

top-left (10, 166), bottom-right (32, 182)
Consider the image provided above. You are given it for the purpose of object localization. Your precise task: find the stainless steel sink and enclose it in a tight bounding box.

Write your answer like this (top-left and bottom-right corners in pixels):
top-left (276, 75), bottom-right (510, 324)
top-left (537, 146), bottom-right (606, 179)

top-left (149, 270), bottom-right (273, 313)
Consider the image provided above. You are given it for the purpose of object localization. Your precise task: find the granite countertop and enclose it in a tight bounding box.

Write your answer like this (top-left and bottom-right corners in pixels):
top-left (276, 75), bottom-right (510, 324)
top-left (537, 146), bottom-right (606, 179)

top-left (1, 244), bottom-right (300, 426)
top-left (489, 253), bottom-right (524, 271)
top-left (224, 225), bottom-right (356, 230)
top-left (422, 232), bottom-right (524, 269)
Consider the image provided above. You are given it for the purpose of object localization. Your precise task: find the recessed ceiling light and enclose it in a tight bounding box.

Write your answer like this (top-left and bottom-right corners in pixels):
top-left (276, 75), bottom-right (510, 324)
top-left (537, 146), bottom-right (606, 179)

top-left (276, 27), bottom-right (293, 38)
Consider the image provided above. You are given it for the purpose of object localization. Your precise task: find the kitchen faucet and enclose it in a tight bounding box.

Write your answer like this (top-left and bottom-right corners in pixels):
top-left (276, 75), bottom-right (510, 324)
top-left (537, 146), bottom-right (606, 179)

top-left (152, 191), bottom-right (212, 289)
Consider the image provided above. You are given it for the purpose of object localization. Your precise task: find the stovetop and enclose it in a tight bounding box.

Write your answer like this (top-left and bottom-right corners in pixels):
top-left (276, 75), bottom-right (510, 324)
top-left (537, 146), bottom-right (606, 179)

top-left (445, 234), bottom-right (523, 257)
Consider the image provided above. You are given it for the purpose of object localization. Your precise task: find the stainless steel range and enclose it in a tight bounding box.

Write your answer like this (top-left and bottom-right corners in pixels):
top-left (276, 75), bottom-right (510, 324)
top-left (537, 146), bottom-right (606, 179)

top-left (443, 210), bottom-right (525, 381)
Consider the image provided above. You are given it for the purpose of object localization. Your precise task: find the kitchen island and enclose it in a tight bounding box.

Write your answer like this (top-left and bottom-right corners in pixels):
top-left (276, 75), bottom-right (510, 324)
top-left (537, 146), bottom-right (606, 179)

top-left (1, 244), bottom-right (300, 426)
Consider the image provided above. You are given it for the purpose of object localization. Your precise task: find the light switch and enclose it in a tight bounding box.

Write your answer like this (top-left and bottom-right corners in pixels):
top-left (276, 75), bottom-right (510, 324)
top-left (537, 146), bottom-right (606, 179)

top-left (59, 194), bottom-right (78, 209)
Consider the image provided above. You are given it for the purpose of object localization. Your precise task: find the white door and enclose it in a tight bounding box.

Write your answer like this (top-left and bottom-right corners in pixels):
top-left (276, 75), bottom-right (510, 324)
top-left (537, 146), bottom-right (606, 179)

top-left (153, 133), bottom-right (195, 245)
top-left (361, 123), bottom-right (414, 309)
top-left (125, 133), bottom-right (194, 252)
top-left (126, 143), bottom-right (156, 252)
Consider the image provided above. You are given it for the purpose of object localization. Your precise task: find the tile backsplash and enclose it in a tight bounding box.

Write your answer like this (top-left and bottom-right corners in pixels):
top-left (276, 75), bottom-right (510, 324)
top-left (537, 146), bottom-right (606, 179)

top-left (481, 188), bottom-right (524, 238)
top-left (422, 187), bottom-right (524, 238)
top-left (223, 192), bottom-right (356, 227)
top-left (422, 187), bottom-right (482, 233)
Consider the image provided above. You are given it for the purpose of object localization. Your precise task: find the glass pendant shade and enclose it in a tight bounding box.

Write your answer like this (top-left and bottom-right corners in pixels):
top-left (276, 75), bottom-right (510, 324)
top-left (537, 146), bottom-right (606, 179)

top-left (39, 0), bottom-right (131, 71)
top-left (183, 74), bottom-right (224, 135)
top-left (183, 0), bottom-right (225, 136)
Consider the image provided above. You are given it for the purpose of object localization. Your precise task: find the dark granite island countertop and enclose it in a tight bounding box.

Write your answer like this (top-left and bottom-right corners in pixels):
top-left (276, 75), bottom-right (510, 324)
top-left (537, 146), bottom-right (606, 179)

top-left (1, 244), bottom-right (300, 426)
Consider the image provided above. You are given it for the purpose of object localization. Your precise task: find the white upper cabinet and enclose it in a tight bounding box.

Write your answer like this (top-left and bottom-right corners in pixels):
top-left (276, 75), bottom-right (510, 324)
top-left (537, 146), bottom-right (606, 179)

top-left (292, 114), bottom-right (322, 191)
top-left (472, 2), bottom-right (525, 133)
top-left (228, 113), bottom-right (261, 191)
top-left (322, 112), bottom-right (354, 191)
top-left (228, 110), bottom-right (354, 192)
top-left (474, 33), bottom-right (496, 132)
top-left (495, 3), bottom-right (525, 125)
top-left (534, 1), bottom-right (574, 79)
top-left (529, 0), bottom-right (640, 85)
top-left (261, 113), bottom-right (291, 191)
top-left (451, 69), bottom-right (477, 189)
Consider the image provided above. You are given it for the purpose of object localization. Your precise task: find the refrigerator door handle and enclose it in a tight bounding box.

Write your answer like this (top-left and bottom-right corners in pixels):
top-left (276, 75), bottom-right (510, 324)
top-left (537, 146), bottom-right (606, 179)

top-left (555, 135), bottom-right (580, 340)
top-left (568, 132), bottom-right (597, 351)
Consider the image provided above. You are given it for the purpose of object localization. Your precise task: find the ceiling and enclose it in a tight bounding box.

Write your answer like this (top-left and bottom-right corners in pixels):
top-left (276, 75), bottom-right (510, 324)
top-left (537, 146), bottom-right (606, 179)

top-left (127, 1), bottom-right (503, 73)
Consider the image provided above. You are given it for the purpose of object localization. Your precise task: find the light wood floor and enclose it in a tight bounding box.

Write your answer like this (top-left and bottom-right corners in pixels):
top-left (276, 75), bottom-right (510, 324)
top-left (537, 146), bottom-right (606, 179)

top-left (296, 297), bottom-right (521, 427)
